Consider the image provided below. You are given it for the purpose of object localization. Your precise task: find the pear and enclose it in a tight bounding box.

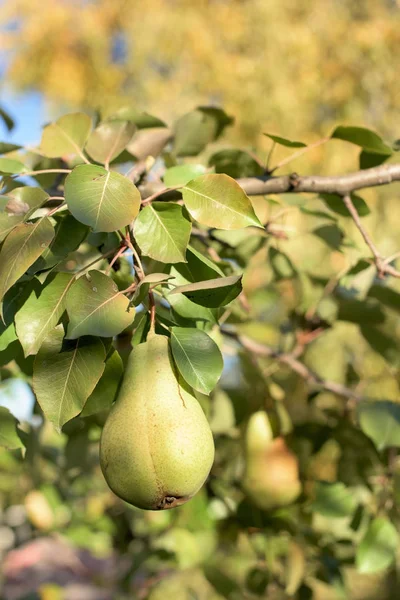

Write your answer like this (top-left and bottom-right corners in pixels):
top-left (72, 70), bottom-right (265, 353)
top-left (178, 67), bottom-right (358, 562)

top-left (100, 333), bottom-right (215, 510)
top-left (243, 411), bottom-right (301, 510)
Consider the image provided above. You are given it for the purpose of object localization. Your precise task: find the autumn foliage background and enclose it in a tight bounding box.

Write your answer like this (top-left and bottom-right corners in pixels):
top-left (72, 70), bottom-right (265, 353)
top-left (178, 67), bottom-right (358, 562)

top-left (1, 1), bottom-right (400, 599)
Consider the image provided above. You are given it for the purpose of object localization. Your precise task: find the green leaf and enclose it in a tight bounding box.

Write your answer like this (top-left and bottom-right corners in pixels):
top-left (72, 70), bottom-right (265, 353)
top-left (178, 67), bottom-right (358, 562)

top-left (0, 407), bottom-right (23, 449)
top-left (15, 272), bottom-right (73, 356)
top-left (81, 349), bottom-right (123, 417)
top-left (30, 214), bottom-right (89, 272)
top-left (0, 280), bottom-right (41, 351)
top-left (0, 158), bottom-right (27, 174)
top-left (320, 193), bottom-right (370, 217)
top-left (0, 218), bottom-right (55, 303)
top-left (311, 482), bottom-right (357, 518)
top-left (134, 202), bottom-right (191, 263)
top-left (0, 107), bottom-right (15, 132)
top-left (359, 150), bottom-right (389, 170)
top-left (208, 149), bottom-right (264, 178)
top-left (39, 112), bottom-right (92, 158)
top-left (127, 127), bottom-right (172, 161)
top-left (173, 107), bottom-right (233, 156)
top-left (65, 270), bottom-right (135, 339)
top-left (64, 164), bottom-right (141, 232)
top-left (368, 284), bottom-right (400, 314)
top-left (85, 120), bottom-right (136, 164)
top-left (337, 297), bottom-right (385, 325)
top-left (169, 274), bottom-right (242, 308)
top-left (313, 224), bottom-right (344, 250)
top-left (269, 247), bottom-right (297, 280)
top-left (358, 401), bottom-right (400, 450)
top-left (0, 186), bottom-right (50, 242)
top-left (141, 273), bottom-right (175, 285)
top-left (33, 326), bottom-right (106, 430)
top-left (163, 164), bottom-right (206, 187)
top-left (263, 133), bottom-right (306, 148)
top-left (331, 126), bottom-right (392, 156)
top-left (182, 173), bottom-right (262, 229)
top-left (170, 327), bottom-right (223, 394)
top-left (356, 518), bottom-right (398, 574)
top-left (106, 107), bottom-right (166, 129)
top-left (0, 142), bottom-right (21, 154)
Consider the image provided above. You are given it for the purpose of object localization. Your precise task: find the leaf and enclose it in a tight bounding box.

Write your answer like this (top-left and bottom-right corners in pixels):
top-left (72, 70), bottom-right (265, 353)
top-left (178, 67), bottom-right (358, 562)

top-left (299, 207), bottom-right (337, 221)
top-left (182, 174), bottom-right (262, 229)
top-left (0, 218), bottom-right (55, 303)
top-left (30, 215), bottom-right (89, 272)
top-left (331, 126), bottom-right (392, 155)
top-left (163, 164), bottom-right (206, 187)
top-left (0, 107), bottom-right (15, 132)
top-left (40, 112), bottom-right (92, 158)
top-left (169, 274), bottom-right (242, 308)
top-left (0, 407), bottom-right (24, 449)
top-left (208, 149), bottom-right (264, 178)
top-left (106, 107), bottom-right (166, 129)
top-left (0, 280), bottom-right (41, 351)
top-left (311, 482), bottom-right (357, 518)
top-left (81, 349), bottom-right (123, 417)
top-left (141, 273), bottom-right (174, 285)
top-left (64, 164), bottom-right (141, 232)
top-left (85, 120), bottom-right (136, 164)
top-left (134, 202), bottom-right (191, 263)
top-left (356, 518), bottom-right (398, 574)
top-left (263, 133), bottom-right (306, 148)
top-left (173, 107), bottom-right (233, 156)
top-left (0, 187), bottom-right (50, 242)
top-left (33, 326), bottom-right (106, 430)
top-left (15, 273), bottom-right (73, 356)
top-left (269, 247), bottom-right (297, 280)
top-left (358, 401), bottom-right (400, 450)
top-left (359, 150), bottom-right (389, 170)
top-left (65, 270), bottom-right (135, 339)
top-left (170, 328), bottom-right (223, 394)
top-left (368, 284), bottom-right (400, 314)
top-left (0, 142), bottom-right (21, 154)
top-left (337, 297), bottom-right (385, 325)
top-left (0, 158), bottom-right (27, 174)
top-left (127, 127), bottom-right (172, 160)
top-left (313, 224), bottom-right (344, 250)
top-left (320, 193), bottom-right (370, 217)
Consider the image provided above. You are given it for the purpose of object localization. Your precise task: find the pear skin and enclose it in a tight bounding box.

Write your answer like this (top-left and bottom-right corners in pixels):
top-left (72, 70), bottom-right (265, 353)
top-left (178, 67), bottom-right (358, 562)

top-left (243, 411), bottom-right (301, 510)
top-left (100, 333), bottom-right (215, 510)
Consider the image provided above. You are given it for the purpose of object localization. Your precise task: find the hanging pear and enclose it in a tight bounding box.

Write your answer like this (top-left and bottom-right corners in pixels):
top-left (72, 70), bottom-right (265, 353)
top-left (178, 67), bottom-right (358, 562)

top-left (243, 411), bottom-right (301, 510)
top-left (100, 332), bottom-right (215, 510)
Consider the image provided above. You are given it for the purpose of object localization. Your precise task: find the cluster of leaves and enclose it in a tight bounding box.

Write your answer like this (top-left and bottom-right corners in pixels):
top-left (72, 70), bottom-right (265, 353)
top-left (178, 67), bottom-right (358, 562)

top-left (0, 106), bottom-right (400, 599)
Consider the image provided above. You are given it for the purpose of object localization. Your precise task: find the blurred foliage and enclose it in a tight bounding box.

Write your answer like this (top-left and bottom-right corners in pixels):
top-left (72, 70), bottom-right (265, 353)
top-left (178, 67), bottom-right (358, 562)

top-left (1, 0), bottom-right (400, 145)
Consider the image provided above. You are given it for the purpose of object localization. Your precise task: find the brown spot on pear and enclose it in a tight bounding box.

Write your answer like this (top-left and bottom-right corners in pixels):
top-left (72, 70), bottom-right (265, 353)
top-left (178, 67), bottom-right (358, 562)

top-left (100, 333), bottom-right (215, 510)
top-left (243, 411), bottom-right (301, 510)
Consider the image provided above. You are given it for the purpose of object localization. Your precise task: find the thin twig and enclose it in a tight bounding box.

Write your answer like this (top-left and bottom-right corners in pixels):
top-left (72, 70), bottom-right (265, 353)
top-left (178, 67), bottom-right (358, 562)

top-left (270, 137), bottom-right (330, 173)
top-left (342, 194), bottom-right (400, 279)
top-left (223, 330), bottom-right (363, 403)
top-left (106, 246), bottom-right (128, 275)
top-left (11, 168), bottom-right (72, 178)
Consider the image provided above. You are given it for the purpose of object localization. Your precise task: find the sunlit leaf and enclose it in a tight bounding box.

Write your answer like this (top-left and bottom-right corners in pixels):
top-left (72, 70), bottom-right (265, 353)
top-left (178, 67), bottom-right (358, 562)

top-left (0, 158), bottom-right (27, 174)
top-left (331, 126), bottom-right (392, 155)
top-left (85, 120), bottom-right (136, 164)
top-left (40, 112), bottom-right (92, 158)
top-left (182, 173), bottom-right (262, 229)
top-left (356, 518), bottom-right (398, 574)
top-left (0, 218), bottom-right (54, 303)
top-left (65, 270), bottom-right (135, 339)
top-left (15, 272), bottom-right (73, 356)
top-left (64, 164), bottom-right (141, 232)
top-left (164, 164), bottom-right (206, 187)
top-left (0, 407), bottom-right (24, 449)
top-left (134, 202), bottom-right (191, 263)
top-left (358, 401), bottom-right (400, 450)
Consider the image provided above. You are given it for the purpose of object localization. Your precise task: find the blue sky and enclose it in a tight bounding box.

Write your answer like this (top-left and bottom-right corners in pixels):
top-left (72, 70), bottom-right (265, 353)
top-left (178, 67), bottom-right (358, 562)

top-left (1, 88), bottom-right (47, 145)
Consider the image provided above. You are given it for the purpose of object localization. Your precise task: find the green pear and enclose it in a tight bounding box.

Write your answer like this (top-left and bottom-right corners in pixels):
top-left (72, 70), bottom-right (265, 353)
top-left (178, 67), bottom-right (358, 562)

top-left (243, 411), bottom-right (301, 510)
top-left (100, 332), bottom-right (215, 510)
